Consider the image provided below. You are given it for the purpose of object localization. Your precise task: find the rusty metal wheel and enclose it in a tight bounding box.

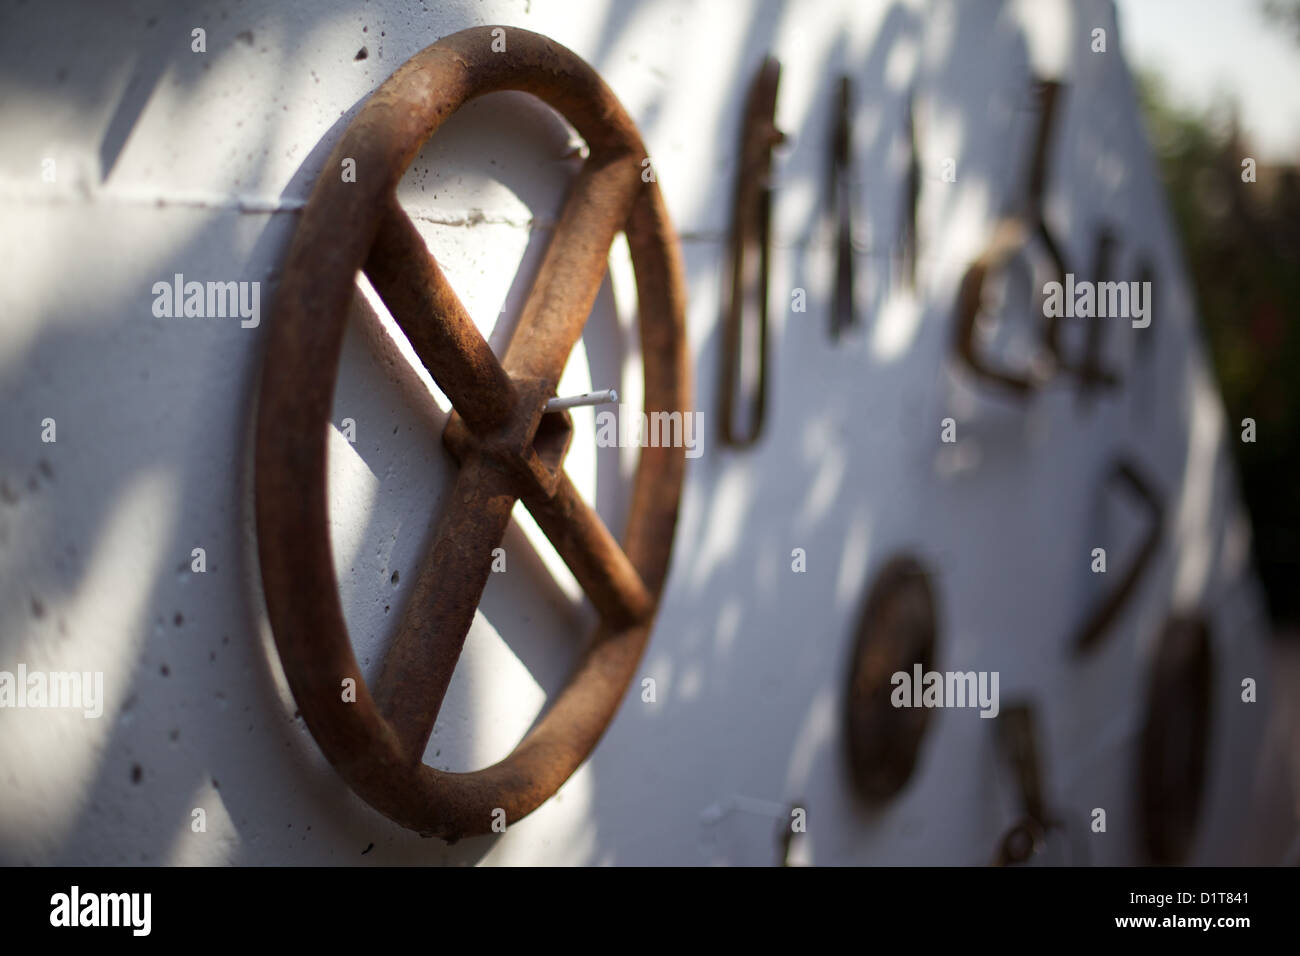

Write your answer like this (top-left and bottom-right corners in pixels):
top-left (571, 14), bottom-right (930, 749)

top-left (255, 26), bottom-right (689, 841)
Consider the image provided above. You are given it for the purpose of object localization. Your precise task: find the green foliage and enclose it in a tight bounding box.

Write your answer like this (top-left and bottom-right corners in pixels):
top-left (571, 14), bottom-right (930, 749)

top-left (1135, 70), bottom-right (1300, 624)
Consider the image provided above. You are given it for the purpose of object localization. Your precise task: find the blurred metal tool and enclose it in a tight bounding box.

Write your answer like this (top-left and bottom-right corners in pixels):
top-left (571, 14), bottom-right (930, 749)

top-left (1049, 226), bottom-right (1122, 402)
top-left (719, 55), bottom-right (784, 448)
top-left (952, 79), bottom-right (1069, 398)
top-left (844, 555), bottom-right (938, 806)
top-left (1071, 458), bottom-right (1163, 656)
top-left (899, 92), bottom-right (920, 288)
top-left (830, 74), bottom-right (856, 339)
top-left (991, 703), bottom-right (1075, 866)
top-left (1080, 227), bottom-right (1123, 396)
top-left (1138, 614), bottom-right (1212, 864)
top-left (1131, 257), bottom-right (1157, 418)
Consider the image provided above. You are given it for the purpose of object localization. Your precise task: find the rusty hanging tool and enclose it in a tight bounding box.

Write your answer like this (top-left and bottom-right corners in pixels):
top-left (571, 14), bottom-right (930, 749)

top-left (898, 92), bottom-right (920, 288)
top-left (1137, 614), bottom-right (1212, 864)
top-left (952, 79), bottom-right (1068, 398)
top-left (1071, 458), bottom-right (1163, 656)
top-left (719, 56), bottom-right (783, 448)
top-left (1134, 258), bottom-right (1156, 363)
top-left (991, 703), bottom-right (1073, 865)
top-left (1131, 256), bottom-right (1157, 418)
top-left (1048, 225), bottom-right (1123, 401)
top-left (1080, 227), bottom-right (1123, 396)
top-left (256, 26), bottom-right (689, 842)
top-left (830, 75), bottom-right (855, 339)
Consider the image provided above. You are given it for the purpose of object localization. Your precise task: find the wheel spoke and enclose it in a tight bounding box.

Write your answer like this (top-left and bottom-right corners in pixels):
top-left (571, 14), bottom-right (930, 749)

top-left (523, 471), bottom-right (654, 628)
top-left (365, 197), bottom-right (517, 434)
top-left (504, 152), bottom-right (644, 388)
top-left (373, 455), bottom-right (518, 760)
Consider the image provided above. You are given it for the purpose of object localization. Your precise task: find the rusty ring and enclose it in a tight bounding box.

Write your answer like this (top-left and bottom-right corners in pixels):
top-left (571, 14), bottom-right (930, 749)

top-left (255, 26), bottom-right (689, 841)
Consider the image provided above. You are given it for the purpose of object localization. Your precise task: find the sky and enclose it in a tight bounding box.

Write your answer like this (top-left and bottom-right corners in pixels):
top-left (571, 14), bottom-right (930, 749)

top-left (1114, 0), bottom-right (1300, 161)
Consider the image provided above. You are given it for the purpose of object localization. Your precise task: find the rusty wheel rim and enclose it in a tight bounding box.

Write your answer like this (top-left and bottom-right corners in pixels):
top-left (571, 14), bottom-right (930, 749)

top-left (255, 26), bottom-right (689, 841)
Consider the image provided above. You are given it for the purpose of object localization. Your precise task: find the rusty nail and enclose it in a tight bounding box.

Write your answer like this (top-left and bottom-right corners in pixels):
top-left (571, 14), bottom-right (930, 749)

top-left (545, 387), bottom-right (618, 412)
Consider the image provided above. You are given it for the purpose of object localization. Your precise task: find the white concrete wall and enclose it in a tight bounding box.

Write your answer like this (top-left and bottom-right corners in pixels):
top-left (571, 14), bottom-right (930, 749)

top-left (0, 0), bottom-right (1283, 864)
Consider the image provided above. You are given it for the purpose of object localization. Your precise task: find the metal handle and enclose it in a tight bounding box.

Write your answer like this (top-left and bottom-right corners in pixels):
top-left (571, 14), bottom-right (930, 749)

top-left (719, 56), bottom-right (783, 449)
